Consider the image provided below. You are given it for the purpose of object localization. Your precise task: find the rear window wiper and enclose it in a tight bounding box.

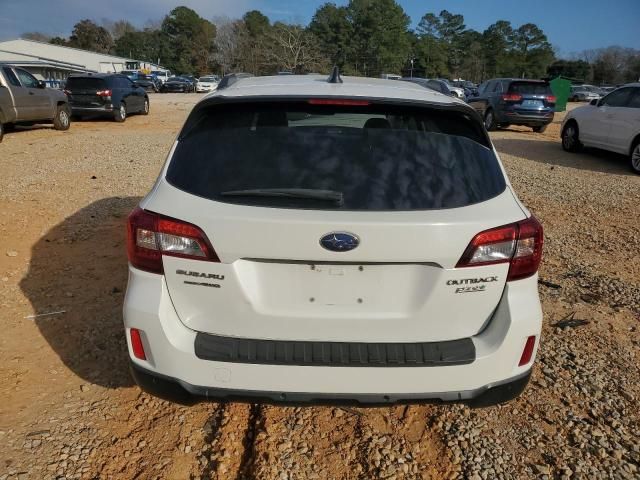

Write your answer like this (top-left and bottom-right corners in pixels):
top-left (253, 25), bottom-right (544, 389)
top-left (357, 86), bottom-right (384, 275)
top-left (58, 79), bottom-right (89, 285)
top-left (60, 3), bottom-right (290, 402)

top-left (219, 188), bottom-right (344, 205)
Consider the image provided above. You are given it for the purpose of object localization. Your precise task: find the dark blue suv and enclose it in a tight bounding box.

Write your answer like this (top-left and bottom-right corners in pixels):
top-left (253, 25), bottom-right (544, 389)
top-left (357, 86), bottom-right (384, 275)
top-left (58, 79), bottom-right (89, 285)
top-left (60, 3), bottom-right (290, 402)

top-left (65, 73), bottom-right (149, 122)
top-left (468, 79), bottom-right (556, 132)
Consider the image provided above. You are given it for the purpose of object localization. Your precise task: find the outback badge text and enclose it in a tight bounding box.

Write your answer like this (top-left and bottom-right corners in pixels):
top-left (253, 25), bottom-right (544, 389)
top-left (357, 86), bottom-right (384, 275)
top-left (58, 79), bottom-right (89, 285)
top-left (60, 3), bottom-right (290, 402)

top-left (447, 276), bottom-right (498, 294)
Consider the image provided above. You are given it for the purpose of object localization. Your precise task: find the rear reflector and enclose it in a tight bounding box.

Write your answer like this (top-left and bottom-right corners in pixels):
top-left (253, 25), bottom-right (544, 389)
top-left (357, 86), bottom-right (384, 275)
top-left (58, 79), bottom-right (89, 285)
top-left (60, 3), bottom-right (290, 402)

top-left (456, 216), bottom-right (543, 281)
top-left (518, 336), bottom-right (536, 366)
top-left (130, 328), bottom-right (146, 360)
top-left (127, 207), bottom-right (219, 274)
top-left (307, 98), bottom-right (370, 106)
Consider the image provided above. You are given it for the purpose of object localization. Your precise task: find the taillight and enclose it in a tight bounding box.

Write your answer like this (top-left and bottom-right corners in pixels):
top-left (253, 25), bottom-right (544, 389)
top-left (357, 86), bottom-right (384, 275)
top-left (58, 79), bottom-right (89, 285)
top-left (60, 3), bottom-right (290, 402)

top-left (63, 89), bottom-right (71, 96)
top-left (126, 207), bottom-right (219, 274)
top-left (308, 98), bottom-right (370, 106)
top-left (96, 89), bottom-right (112, 97)
top-left (456, 216), bottom-right (543, 281)
top-left (508, 216), bottom-right (543, 281)
top-left (501, 93), bottom-right (522, 102)
top-left (545, 95), bottom-right (556, 103)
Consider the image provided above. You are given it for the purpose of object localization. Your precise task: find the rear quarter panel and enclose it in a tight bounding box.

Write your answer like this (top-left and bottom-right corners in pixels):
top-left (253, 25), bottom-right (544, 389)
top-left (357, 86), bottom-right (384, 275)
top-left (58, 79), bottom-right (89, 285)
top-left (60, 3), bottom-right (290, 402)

top-left (0, 73), bottom-right (17, 122)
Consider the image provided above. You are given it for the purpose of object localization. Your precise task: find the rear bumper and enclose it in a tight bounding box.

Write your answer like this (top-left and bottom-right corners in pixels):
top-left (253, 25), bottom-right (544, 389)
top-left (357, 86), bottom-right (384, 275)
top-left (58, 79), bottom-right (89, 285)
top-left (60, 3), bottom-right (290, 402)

top-left (498, 110), bottom-right (554, 126)
top-left (123, 267), bottom-right (542, 406)
top-left (130, 361), bottom-right (531, 407)
top-left (71, 105), bottom-right (113, 114)
top-left (162, 87), bottom-right (188, 92)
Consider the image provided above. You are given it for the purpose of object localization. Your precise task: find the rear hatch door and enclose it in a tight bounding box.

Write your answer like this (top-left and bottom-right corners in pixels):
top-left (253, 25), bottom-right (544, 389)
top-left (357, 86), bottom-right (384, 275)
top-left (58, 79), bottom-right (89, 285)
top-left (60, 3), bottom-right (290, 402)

top-left (508, 81), bottom-right (554, 115)
top-left (147, 99), bottom-right (526, 343)
top-left (65, 77), bottom-right (108, 107)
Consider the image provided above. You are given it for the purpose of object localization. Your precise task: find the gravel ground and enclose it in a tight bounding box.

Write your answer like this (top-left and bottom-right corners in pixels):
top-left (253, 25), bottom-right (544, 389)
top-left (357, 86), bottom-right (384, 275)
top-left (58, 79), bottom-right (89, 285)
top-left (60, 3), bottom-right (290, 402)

top-left (0, 95), bottom-right (638, 479)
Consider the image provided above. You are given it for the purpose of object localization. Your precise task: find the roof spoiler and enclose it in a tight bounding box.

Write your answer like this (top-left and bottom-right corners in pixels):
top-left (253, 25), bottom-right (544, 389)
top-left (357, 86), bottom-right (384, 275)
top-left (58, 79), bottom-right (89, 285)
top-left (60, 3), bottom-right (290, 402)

top-left (217, 72), bottom-right (253, 90)
top-left (327, 65), bottom-right (343, 84)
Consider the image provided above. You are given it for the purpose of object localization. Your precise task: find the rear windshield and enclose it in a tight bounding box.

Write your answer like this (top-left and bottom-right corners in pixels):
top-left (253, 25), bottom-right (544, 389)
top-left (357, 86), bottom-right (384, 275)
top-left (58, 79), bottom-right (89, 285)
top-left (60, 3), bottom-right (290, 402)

top-left (166, 102), bottom-right (506, 211)
top-left (509, 82), bottom-right (551, 95)
top-left (65, 77), bottom-right (107, 90)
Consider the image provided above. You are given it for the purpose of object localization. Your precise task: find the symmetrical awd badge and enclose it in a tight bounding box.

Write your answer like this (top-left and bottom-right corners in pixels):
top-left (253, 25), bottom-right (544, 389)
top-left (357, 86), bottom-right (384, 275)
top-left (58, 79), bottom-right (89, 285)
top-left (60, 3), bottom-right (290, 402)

top-left (320, 232), bottom-right (360, 252)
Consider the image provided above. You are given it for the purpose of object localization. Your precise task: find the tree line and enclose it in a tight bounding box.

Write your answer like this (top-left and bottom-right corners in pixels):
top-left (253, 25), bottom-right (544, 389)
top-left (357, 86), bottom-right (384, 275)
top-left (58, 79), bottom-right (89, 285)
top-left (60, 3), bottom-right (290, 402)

top-left (22, 1), bottom-right (640, 84)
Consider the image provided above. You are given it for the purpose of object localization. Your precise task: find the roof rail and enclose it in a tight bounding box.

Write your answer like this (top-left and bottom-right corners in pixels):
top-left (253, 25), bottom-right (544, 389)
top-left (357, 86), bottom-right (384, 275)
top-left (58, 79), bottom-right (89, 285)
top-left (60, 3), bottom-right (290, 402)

top-left (327, 65), bottom-right (342, 84)
top-left (217, 72), bottom-right (253, 90)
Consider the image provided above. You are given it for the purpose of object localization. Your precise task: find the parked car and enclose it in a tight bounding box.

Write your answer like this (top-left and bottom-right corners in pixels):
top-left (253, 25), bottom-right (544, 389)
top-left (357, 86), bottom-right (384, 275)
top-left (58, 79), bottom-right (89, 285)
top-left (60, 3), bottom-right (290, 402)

top-left (124, 73), bottom-right (543, 406)
top-left (182, 75), bottom-right (198, 91)
top-left (0, 63), bottom-right (71, 142)
top-left (467, 78), bottom-right (556, 132)
top-left (399, 77), bottom-right (453, 96)
top-left (561, 84), bottom-right (640, 174)
top-left (151, 70), bottom-right (172, 85)
top-left (437, 79), bottom-right (465, 98)
top-left (569, 85), bottom-right (600, 102)
top-left (196, 76), bottom-right (219, 93)
top-left (120, 71), bottom-right (159, 93)
top-left (454, 80), bottom-right (478, 97)
top-left (64, 73), bottom-right (149, 122)
top-left (161, 77), bottom-right (194, 93)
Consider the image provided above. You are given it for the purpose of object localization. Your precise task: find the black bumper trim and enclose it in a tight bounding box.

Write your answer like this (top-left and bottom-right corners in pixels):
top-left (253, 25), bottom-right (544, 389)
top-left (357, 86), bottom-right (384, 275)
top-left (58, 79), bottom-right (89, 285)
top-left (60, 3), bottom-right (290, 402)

top-left (130, 362), bottom-right (531, 407)
top-left (194, 333), bottom-right (475, 367)
top-left (71, 106), bottom-right (113, 113)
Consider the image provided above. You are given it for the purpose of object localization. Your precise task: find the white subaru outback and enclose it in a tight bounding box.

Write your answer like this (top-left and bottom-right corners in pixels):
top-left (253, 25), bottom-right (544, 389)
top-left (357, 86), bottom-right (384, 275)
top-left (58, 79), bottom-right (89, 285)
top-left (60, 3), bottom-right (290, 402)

top-left (124, 71), bottom-right (543, 406)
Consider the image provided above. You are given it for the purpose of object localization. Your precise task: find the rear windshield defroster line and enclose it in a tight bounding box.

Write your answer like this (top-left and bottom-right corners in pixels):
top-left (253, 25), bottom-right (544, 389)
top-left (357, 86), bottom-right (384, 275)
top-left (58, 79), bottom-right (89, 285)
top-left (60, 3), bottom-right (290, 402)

top-left (166, 101), bottom-right (506, 211)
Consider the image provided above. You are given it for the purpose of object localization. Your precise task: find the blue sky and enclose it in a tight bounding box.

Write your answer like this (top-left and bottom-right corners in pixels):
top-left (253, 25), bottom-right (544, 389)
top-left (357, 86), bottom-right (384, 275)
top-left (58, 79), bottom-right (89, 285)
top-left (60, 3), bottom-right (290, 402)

top-left (0, 0), bottom-right (638, 55)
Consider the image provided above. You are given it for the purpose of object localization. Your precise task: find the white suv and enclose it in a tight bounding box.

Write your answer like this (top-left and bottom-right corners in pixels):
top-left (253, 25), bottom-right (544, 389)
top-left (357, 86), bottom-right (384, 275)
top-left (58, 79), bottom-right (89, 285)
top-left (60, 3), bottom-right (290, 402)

top-left (562, 83), bottom-right (640, 174)
top-left (124, 72), bottom-right (544, 406)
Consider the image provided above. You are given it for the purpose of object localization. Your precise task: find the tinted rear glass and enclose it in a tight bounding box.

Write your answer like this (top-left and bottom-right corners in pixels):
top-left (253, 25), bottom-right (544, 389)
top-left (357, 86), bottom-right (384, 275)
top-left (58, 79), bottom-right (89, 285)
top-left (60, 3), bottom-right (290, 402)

top-left (509, 82), bottom-right (551, 95)
top-left (166, 102), bottom-right (506, 211)
top-left (65, 77), bottom-right (107, 90)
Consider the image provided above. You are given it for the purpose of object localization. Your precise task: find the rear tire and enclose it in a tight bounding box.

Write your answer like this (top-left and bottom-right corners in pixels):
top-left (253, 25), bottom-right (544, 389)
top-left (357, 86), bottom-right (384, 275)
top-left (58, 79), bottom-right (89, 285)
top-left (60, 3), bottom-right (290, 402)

top-left (532, 124), bottom-right (548, 133)
top-left (630, 140), bottom-right (640, 175)
top-left (561, 121), bottom-right (582, 152)
top-left (0, 122), bottom-right (4, 143)
top-left (114, 103), bottom-right (127, 122)
top-left (53, 104), bottom-right (71, 131)
top-left (484, 109), bottom-right (497, 131)
top-left (141, 98), bottom-right (149, 115)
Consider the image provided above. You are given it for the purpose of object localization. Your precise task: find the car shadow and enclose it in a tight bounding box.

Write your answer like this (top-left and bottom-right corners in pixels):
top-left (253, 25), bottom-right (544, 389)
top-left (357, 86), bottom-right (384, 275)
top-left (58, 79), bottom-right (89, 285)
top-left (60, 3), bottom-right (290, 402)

top-left (492, 137), bottom-right (633, 175)
top-left (20, 197), bottom-right (140, 388)
top-left (71, 115), bottom-right (115, 122)
top-left (4, 124), bottom-right (56, 137)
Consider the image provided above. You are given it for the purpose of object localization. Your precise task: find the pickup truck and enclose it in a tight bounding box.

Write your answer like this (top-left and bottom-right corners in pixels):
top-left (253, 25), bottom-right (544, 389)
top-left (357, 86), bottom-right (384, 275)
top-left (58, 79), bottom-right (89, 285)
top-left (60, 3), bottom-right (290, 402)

top-left (0, 63), bottom-right (71, 142)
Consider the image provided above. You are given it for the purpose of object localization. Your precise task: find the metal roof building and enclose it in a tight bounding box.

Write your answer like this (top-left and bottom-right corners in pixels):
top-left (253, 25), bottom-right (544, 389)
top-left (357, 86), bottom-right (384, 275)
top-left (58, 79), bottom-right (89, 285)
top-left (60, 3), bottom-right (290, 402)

top-left (0, 39), bottom-right (167, 87)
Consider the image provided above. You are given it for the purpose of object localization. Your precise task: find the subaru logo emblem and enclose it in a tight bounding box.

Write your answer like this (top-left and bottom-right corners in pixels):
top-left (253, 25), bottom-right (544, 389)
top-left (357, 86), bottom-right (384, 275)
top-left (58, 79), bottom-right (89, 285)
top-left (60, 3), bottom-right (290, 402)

top-left (320, 232), bottom-right (360, 252)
